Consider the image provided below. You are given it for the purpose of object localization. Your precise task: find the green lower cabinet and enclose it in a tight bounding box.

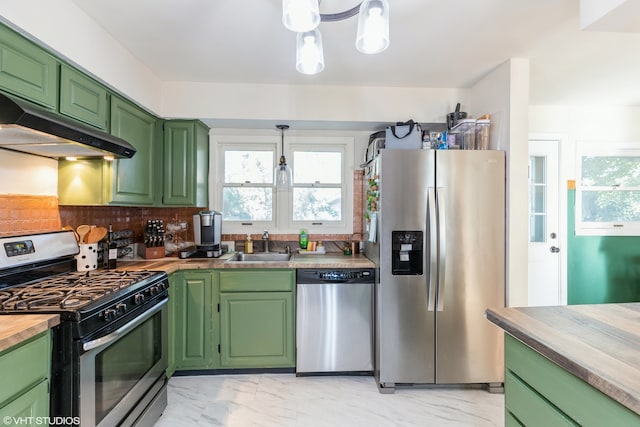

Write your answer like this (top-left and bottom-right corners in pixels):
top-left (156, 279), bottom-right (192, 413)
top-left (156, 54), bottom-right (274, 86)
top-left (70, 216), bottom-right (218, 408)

top-left (219, 291), bottom-right (294, 368)
top-left (218, 269), bottom-right (295, 369)
top-left (0, 381), bottom-right (49, 427)
top-left (504, 334), bottom-right (639, 426)
top-left (172, 270), bottom-right (218, 371)
top-left (0, 331), bottom-right (51, 427)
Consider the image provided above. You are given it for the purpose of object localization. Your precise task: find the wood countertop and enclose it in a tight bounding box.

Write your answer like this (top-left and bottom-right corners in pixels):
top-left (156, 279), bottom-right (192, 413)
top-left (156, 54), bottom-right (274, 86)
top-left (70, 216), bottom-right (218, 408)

top-left (486, 303), bottom-right (640, 415)
top-left (119, 252), bottom-right (375, 273)
top-left (0, 314), bottom-right (60, 353)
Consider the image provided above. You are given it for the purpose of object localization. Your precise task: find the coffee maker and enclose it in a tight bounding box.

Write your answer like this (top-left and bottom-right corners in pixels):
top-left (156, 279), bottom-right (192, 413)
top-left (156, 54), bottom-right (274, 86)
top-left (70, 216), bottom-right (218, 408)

top-left (182, 210), bottom-right (222, 258)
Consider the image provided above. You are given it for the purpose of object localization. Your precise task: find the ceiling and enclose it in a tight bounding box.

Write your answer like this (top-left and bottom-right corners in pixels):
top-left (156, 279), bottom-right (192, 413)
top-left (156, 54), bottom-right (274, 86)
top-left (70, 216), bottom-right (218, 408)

top-left (71, 0), bottom-right (640, 106)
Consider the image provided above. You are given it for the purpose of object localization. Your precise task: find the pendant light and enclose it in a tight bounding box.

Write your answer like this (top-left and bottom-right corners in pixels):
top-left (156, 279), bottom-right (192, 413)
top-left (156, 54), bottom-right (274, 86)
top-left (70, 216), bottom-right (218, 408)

top-left (356, 0), bottom-right (390, 54)
top-left (274, 124), bottom-right (293, 188)
top-left (283, 1), bottom-right (390, 74)
top-left (296, 29), bottom-right (324, 75)
top-left (282, 0), bottom-right (320, 33)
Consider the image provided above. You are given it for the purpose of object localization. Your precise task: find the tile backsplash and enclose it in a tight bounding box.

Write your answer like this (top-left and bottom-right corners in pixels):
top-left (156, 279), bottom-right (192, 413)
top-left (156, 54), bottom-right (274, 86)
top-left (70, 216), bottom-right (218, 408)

top-left (0, 195), bottom-right (61, 236)
top-left (2, 171), bottom-right (366, 244)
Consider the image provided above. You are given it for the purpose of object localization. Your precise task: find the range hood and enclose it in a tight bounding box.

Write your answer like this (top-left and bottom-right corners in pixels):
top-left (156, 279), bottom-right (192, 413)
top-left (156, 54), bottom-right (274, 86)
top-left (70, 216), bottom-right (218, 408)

top-left (0, 93), bottom-right (136, 159)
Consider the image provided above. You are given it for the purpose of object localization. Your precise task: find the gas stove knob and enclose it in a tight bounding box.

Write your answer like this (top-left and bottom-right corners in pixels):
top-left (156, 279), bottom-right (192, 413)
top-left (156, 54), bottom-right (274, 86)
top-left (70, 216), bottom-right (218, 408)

top-left (149, 285), bottom-right (160, 296)
top-left (134, 293), bottom-right (145, 305)
top-left (116, 303), bottom-right (127, 315)
top-left (103, 308), bottom-right (117, 322)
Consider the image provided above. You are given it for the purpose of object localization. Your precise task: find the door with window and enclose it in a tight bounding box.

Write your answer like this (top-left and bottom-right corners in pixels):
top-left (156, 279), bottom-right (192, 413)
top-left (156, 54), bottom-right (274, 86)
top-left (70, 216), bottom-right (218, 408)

top-left (528, 139), bottom-right (561, 306)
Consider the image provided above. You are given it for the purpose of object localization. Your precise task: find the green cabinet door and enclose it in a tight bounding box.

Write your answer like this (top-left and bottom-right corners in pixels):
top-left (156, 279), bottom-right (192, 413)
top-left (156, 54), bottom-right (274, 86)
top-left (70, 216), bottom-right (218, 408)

top-left (163, 120), bottom-right (209, 206)
top-left (59, 64), bottom-right (109, 130)
top-left (109, 96), bottom-right (161, 205)
top-left (173, 271), bottom-right (214, 370)
top-left (218, 269), bottom-right (295, 368)
top-left (0, 380), bottom-right (49, 427)
top-left (0, 23), bottom-right (58, 109)
top-left (219, 291), bottom-right (294, 368)
top-left (0, 331), bottom-right (51, 426)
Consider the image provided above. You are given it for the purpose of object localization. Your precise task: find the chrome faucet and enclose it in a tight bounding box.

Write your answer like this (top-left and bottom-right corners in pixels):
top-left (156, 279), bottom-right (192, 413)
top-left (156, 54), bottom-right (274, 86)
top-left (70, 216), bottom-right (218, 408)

top-left (262, 230), bottom-right (269, 253)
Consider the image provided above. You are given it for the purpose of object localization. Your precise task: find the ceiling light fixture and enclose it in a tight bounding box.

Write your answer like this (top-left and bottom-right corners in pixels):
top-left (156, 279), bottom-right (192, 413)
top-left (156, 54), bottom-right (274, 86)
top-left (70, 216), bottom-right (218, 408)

top-left (274, 124), bottom-right (293, 188)
top-left (282, 0), bottom-right (390, 75)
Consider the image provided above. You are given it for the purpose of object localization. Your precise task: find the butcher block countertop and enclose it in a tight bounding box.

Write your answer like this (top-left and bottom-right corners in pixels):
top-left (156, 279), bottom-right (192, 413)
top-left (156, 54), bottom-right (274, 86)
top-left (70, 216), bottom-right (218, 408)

top-left (120, 252), bottom-right (375, 274)
top-left (0, 314), bottom-right (60, 353)
top-left (486, 303), bottom-right (640, 415)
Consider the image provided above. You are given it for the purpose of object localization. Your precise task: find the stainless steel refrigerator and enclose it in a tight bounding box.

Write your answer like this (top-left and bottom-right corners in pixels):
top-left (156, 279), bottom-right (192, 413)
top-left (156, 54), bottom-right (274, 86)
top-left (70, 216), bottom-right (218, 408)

top-left (364, 149), bottom-right (505, 393)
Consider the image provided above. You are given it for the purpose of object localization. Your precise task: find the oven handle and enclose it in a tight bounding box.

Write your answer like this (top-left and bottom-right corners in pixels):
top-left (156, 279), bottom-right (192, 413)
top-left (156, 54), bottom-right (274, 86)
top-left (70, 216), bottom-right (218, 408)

top-left (82, 298), bottom-right (167, 352)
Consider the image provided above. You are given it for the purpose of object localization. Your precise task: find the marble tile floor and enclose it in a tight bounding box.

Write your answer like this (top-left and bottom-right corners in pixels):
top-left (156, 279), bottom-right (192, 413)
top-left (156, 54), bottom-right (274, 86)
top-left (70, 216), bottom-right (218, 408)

top-left (154, 374), bottom-right (504, 427)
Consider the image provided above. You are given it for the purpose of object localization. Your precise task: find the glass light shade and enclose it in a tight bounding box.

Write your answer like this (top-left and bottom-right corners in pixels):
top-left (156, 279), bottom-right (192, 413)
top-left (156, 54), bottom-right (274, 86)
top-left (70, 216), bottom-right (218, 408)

top-left (356, 0), bottom-right (390, 54)
top-left (274, 163), bottom-right (293, 188)
top-left (282, 0), bottom-right (320, 33)
top-left (296, 29), bottom-right (325, 75)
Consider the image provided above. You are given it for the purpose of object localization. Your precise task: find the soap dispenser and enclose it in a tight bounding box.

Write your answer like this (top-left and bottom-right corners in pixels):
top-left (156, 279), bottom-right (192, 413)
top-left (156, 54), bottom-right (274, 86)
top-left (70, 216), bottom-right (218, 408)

top-left (245, 234), bottom-right (253, 254)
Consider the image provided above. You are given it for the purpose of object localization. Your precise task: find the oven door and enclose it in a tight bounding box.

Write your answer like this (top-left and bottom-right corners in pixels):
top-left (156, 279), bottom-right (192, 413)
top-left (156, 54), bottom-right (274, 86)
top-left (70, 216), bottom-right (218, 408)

top-left (79, 299), bottom-right (168, 427)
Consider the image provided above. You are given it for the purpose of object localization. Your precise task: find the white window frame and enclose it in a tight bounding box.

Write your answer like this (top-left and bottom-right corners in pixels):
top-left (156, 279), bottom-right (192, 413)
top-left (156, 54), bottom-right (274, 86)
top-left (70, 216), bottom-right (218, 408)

top-left (286, 137), bottom-right (353, 234)
top-left (210, 131), bottom-right (354, 236)
top-left (211, 133), bottom-right (278, 234)
top-left (575, 141), bottom-right (640, 236)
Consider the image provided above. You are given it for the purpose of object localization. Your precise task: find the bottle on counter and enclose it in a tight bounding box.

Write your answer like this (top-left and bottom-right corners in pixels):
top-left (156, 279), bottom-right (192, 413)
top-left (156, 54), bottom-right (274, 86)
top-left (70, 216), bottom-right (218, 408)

top-left (245, 234), bottom-right (253, 254)
top-left (299, 229), bottom-right (308, 250)
top-left (107, 224), bottom-right (117, 269)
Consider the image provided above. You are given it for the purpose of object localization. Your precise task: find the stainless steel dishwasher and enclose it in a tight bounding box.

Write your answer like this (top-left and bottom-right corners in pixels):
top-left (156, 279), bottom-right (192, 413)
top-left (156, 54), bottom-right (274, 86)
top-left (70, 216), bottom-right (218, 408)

top-left (296, 268), bottom-right (375, 374)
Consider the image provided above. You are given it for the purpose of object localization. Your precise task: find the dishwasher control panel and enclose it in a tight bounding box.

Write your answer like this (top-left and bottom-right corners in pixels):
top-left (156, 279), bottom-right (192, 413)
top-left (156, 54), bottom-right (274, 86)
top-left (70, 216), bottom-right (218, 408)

top-left (297, 269), bottom-right (375, 284)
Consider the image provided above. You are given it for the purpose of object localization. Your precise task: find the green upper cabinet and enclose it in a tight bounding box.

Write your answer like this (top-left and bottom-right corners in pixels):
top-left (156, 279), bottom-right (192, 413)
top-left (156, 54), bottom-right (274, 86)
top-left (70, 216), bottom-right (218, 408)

top-left (0, 24), bottom-right (58, 109)
top-left (109, 96), bottom-right (161, 205)
top-left (163, 120), bottom-right (209, 207)
top-left (59, 64), bottom-right (109, 130)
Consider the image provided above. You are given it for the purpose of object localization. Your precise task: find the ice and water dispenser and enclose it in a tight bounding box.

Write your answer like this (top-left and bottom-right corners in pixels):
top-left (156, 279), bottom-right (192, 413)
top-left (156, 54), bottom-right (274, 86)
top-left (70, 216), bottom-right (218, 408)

top-left (391, 231), bottom-right (423, 275)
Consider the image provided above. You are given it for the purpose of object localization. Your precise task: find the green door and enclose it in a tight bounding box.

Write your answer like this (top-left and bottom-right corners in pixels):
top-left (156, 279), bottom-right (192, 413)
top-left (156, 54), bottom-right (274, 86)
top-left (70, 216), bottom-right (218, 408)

top-left (110, 96), bottom-right (160, 205)
top-left (219, 291), bottom-right (294, 368)
top-left (0, 380), bottom-right (49, 426)
top-left (0, 23), bottom-right (58, 109)
top-left (174, 271), bottom-right (213, 370)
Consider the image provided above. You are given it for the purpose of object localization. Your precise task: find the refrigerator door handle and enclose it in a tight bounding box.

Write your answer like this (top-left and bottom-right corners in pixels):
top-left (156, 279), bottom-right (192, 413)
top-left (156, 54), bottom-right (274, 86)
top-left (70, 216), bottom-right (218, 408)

top-left (436, 187), bottom-right (446, 311)
top-left (427, 187), bottom-right (437, 311)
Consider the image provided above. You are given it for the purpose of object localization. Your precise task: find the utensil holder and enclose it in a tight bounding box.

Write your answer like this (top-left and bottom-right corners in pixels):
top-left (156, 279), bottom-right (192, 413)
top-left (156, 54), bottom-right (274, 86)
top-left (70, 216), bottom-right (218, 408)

top-left (76, 243), bottom-right (98, 271)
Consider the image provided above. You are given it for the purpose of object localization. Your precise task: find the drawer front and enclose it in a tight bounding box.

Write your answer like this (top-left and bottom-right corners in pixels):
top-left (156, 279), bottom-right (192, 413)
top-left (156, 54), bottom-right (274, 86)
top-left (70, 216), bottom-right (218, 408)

top-left (0, 332), bottom-right (50, 407)
top-left (0, 380), bottom-right (49, 424)
top-left (219, 269), bottom-right (294, 292)
top-left (505, 335), bottom-right (640, 426)
top-left (505, 371), bottom-right (577, 427)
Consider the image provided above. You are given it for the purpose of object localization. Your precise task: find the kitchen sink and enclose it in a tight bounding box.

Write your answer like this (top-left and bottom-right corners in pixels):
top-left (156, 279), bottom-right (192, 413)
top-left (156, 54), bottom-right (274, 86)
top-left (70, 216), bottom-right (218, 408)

top-left (228, 252), bottom-right (292, 262)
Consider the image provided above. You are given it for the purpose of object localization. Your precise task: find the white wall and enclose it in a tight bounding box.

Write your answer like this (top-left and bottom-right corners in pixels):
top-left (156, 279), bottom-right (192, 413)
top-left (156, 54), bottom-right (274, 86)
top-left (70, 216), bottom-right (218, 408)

top-left (162, 82), bottom-right (467, 125)
top-left (0, 150), bottom-right (57, 195)
top-left (469, 58), bottom-right (531, 308)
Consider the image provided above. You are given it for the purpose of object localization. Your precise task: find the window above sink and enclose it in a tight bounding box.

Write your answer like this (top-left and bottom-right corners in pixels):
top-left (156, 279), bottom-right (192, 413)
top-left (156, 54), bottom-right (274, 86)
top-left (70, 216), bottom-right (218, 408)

top-left (212, 132), bottom-right (354, 235)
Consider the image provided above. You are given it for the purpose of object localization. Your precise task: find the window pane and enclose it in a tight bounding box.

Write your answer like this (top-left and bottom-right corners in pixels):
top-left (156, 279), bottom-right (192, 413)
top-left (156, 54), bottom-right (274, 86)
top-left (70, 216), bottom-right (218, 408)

top-left (530, 156), bottom-right (546, 184)
top-left (581, 190), bottom-right (640, 222)
top-left (293, 151), bottom-right (342, 184)
top-left (224, 151), bottom-right (273, 184)
top-left (293, 188), bottom-right (342, 221)
top-left (581, 156), bottom-right (640, 187)
top-left (223, 187), bottom-right (272, 221)
top-left (529, 214), bottom-right (545, 242)
top-left (530, 185), bottom-right (546, 214)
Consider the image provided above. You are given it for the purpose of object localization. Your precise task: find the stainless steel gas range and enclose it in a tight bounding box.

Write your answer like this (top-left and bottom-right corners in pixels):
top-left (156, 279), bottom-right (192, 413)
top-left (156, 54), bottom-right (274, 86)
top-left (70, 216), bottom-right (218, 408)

top-left (0, 231), bottom-right (169, 426)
